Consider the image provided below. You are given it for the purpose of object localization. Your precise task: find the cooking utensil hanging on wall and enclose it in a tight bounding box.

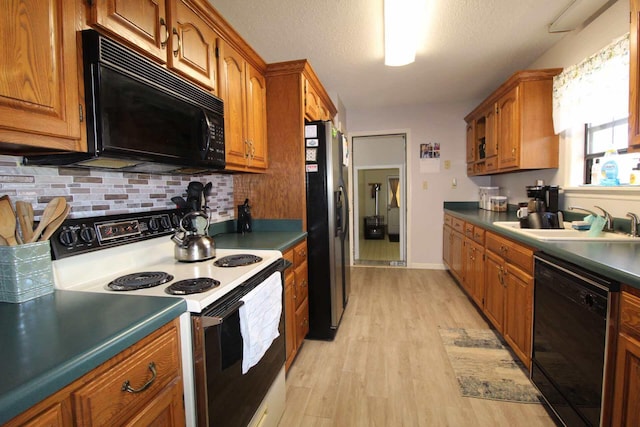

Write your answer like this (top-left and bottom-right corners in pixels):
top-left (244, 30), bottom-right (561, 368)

top-left (0, 195), bottom-right (18, 246)
top-left (30, 197), bottom-right (67, 243)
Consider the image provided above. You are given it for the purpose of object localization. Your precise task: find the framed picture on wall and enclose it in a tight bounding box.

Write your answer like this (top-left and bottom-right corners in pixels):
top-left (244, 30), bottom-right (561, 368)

top-left (420, 143), bottom-right (440, 159)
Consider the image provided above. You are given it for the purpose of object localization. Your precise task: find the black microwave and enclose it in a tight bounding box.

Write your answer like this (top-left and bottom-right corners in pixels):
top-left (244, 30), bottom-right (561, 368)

top-left (25, 30), bottom-right (225, 174)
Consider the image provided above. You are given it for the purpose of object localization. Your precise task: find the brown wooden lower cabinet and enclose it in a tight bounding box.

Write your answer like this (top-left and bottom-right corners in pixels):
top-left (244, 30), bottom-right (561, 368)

top-left (443, 214), bottom-right (533, 369)
top-left (612, 289), bottom-right (640, 426)
top-left (463, 239), bottom-right (485, 308)
top-left (284, 238), bottom-right (309, 371)
top-left (483, 249), bottom-right (506, 331)
top-left (6, 319), bottom-right (185, 427)
top-left (502, 263), bottom-right (533, 366)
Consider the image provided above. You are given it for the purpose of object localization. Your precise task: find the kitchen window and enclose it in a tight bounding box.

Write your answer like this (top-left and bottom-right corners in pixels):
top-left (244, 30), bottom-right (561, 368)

top-left (553, 34), bottom-right (632, 186)
top-left (584, 116), bottom-right (630, 184)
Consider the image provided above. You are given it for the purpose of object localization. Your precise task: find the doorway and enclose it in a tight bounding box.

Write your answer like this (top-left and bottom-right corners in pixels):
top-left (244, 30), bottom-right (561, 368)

top-left (352, 134), bottom-right (406, 266)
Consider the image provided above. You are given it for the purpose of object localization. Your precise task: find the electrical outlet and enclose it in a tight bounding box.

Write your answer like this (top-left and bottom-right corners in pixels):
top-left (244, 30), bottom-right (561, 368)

top-left (451, 178), bottom-right (457, 189)
top-left (422, 180), bottom-right (428, 190)
top-left (444, 160), bottom-right (451, 169)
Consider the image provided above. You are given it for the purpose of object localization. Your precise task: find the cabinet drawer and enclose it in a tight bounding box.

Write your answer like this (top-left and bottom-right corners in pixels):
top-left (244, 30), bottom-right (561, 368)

top-left (486, 232), bottom-right (533, 273)
top-left (464, 222), bottom-right (474, 239)
top-left (444, 214), bottom-right (453, 227)
top-left (73, 325), bottom-right (181, 426)
top-left (293, 240), bottom-right (307, 266)
top-left (283, 248), bottom-right (294, 279)
top-left (294, 262), bottom-right (308, 309)
top-left (473, 227), bottom-right (485, 244)
top-left (620, 291), bottom-right (640, 341)
top-left (452, 217), bottom-right (465, 233)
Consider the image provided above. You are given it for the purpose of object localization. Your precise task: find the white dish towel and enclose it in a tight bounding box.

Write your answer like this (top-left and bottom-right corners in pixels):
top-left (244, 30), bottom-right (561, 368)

top-left (239, 271), bottom-right (283, 374)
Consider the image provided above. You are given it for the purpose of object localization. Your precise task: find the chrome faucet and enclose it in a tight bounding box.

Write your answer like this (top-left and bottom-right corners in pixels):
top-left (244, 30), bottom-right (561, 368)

top-left (627, 212), bottom-right (639, 237)
top-left (568, 206), bottom-right (598, 218)
top-left (568, 206), bottom-right (614, 232)
top-left (593, 206), bottom-right (614, 232)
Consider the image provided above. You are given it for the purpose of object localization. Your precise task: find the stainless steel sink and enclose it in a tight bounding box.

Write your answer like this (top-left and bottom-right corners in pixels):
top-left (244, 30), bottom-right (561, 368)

top-left (492, 221), bottom-right (640, 242)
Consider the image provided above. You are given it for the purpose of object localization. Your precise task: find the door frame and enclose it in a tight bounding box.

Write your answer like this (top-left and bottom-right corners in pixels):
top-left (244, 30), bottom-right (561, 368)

top-left (348, 129), bottom-right (409, 267)
top-left (353, 164), bottom-right (406, 264)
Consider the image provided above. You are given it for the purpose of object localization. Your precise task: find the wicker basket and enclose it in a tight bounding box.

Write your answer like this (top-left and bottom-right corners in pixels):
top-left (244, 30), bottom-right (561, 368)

top-left (0, 241), bottom-right (54, 303)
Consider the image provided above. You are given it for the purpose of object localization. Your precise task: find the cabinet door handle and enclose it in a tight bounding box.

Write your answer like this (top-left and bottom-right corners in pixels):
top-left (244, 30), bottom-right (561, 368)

top-left (159, 18), bottom-right (169, 48)
top-left (244, 140), bottom-right (251, 159)
top-left (121, 362), bottom-right (157, 394)
top-left (498, 266), bottom-right (505, 286)
top-left (172, 28), bottom-right (181, 57)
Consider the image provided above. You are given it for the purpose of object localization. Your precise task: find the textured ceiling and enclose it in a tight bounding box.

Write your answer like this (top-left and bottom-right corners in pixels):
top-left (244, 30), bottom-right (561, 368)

top-left (208, 0), bottom-right (602, 110)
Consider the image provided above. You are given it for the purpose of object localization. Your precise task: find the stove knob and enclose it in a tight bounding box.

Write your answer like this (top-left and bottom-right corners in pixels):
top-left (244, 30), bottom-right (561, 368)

top-left (79, 226), bottom-right (96, 243)
top-left (148, 217), bottom-right (160, 231)
top-left (58, 229), bottom-right (78, 247)
top-left (170, 213), bottom-right (180, 228)
top-left (160, 216), bottom-right (171, 230)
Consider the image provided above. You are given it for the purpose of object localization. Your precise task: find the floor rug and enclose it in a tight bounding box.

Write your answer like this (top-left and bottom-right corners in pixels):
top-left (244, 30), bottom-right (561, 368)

top-left (438, 327), bottom-right (543, 403)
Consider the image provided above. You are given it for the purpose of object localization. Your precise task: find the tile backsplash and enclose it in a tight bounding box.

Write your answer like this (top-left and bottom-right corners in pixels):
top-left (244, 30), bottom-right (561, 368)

top-left (0, 155), bottom-right (234, 223)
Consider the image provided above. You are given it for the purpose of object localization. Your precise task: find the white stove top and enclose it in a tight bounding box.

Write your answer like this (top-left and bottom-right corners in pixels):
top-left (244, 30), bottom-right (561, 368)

top-left (53, 236), bottom-right (282, 313)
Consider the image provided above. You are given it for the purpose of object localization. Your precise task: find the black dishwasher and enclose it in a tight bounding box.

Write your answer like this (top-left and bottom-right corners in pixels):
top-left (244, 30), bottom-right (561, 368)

top-left (532, 253), bottom-right (619, 427)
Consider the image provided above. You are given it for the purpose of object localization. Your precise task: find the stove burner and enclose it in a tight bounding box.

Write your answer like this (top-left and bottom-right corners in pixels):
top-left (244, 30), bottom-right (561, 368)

top-left (166, 278), bottom-right (220, 295)
top-left (214, 254), bottom-right (263, 267)
top-left (108, 272), bottom-right (173, 291)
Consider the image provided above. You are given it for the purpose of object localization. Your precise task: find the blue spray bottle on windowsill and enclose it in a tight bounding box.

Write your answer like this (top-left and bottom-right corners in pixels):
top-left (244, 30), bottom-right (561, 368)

top-left (600, 149), bottom-right (620, 186)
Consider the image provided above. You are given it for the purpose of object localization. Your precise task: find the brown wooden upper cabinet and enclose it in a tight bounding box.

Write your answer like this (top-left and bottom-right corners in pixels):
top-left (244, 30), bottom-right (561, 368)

top-left (218, 39), bottom-right (267, 171)
top-left (305, 79), bottom-right (332, 121)
top-left (0, 0), bottom-right (84, 152)
top-left (464, 69), bottom-right (562, 176)
top-left (87, 0), bottom-right (218, 91)
top-left (629, 0), bottom-right (640, 151)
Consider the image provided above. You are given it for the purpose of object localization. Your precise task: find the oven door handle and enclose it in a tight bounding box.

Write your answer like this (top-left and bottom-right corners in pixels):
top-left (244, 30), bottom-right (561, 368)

top-left (201, 300), bottom-right (245, 328)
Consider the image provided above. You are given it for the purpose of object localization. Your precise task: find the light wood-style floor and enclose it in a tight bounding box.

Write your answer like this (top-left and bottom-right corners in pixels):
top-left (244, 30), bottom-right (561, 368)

top-left (279, 267), bottom-right (556, 427)
top-left (357, 237), bottom-right (400, 263)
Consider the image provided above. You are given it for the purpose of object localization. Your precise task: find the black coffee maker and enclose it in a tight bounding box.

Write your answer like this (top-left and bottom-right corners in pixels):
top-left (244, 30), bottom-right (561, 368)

top-left (524, 185), bottom-right (561, 228)
top-left (237, 199), bottom-right (252, 234)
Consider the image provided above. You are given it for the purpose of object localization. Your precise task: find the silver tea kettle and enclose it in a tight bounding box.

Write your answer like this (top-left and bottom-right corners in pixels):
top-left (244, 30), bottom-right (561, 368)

top-left (172, 211), bottom-right (216, 262)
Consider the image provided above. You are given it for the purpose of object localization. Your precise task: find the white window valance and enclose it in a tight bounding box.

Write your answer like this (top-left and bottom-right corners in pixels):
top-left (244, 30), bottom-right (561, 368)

top-left (553, 34), bottom-right (630, 134)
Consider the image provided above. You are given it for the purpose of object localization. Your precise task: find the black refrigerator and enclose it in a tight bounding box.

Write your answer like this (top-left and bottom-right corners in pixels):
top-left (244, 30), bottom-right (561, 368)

top-left (304, 121), bottom-right (351, 340)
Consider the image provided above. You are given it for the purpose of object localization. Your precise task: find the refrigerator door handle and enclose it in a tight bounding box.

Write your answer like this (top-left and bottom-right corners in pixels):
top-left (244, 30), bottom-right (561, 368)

top-left (340, 184), bottom-right (349, 240)
top-left (335, 188), bottom-right (343, 237)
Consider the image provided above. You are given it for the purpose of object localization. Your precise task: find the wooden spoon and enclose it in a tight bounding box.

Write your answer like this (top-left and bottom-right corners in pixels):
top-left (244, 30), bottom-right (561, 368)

top-left (0, 195), bottom-right (18, 246)
top-left (39, 205), bottom-right (70, 242)
top-left (16, 201), bottom-right (34, 242)
top-left (29, 197), bottom-right (67, 243)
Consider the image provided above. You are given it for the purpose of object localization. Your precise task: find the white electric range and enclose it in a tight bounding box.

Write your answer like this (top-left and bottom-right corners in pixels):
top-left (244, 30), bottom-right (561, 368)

top-left (50, 209), bottom-right (287, 427)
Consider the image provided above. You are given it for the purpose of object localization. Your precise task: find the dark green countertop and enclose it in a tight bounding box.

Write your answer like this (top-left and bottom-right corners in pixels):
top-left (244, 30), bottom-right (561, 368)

top-left (214, 231), bottom-right (307, 252)
top-left (0, 291), bottom-right (186, 425)
top-left (211, 219), bottom-right (306, 252)
top-left (444, 204), bottom-right (640, 289)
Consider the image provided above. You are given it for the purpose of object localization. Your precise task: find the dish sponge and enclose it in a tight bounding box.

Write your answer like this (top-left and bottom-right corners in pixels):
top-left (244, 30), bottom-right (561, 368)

top-left (571, 221), bottom-right (591, 230)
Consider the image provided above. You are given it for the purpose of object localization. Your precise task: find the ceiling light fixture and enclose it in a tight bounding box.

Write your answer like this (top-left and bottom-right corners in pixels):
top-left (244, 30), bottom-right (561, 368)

top-left (384, 0), bottom-right (420, 66)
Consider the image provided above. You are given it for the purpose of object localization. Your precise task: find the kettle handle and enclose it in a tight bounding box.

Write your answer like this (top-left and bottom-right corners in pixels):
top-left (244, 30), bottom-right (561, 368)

top-left (179, 211), bottom-right (210, 233)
